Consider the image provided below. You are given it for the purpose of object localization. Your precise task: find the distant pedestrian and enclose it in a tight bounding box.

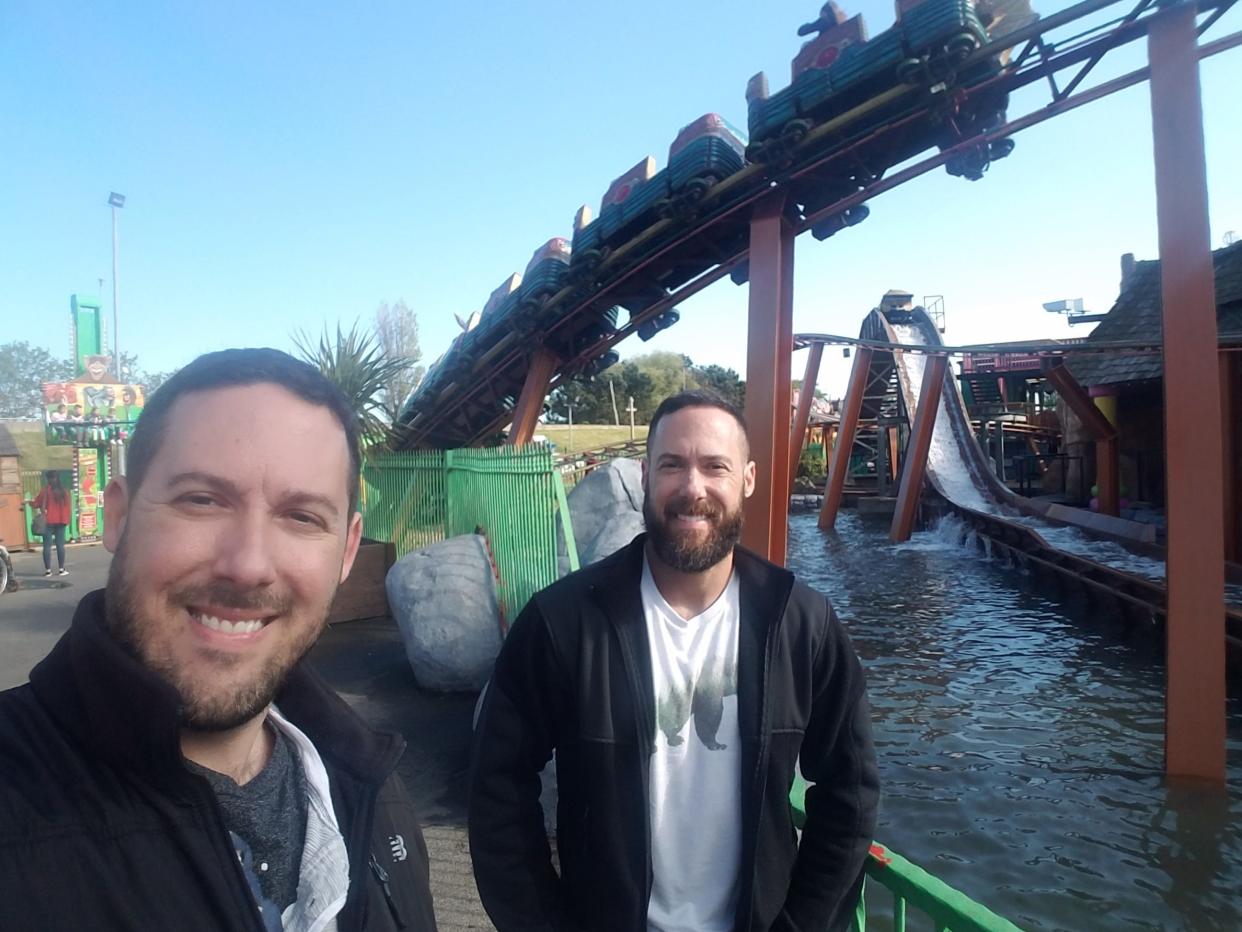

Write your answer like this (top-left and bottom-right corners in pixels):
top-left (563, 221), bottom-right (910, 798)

top-left (31, 471), bottom-right (71, 577)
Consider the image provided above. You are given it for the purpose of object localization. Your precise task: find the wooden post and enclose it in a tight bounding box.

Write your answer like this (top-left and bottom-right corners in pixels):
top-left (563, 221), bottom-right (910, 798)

top-left (1149, 3), bottom-right (1225, 782)
top-left (820, 347), bottom-right (873, 529)
top-left (1221, 351), bottom-right (1240, 563)
top-left (789, 342), bottom-right (825, 491)
top-left (506, 347), bottom-right (560, 446)
top-left (1042, 362), bottom-right (1120, 516)
top-left (891, 355), bottom-right (947, 542)
top-left (741, 192), bottom-right (795, 564)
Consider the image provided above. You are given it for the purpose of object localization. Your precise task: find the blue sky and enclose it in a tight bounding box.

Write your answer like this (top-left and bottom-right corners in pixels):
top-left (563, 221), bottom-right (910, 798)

top-left (4, 1), bottom-right (1239, 398)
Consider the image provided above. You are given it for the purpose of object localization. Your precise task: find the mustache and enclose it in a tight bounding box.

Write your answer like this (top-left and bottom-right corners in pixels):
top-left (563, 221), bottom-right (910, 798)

top-left (172, 582), bottom-right (291, 616)
top-left (663, 497), bottom-right (722, 519)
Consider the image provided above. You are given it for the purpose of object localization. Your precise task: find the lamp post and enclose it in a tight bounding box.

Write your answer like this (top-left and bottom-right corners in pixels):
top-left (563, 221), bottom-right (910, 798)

top-left (108, 192), bottom-right (126, 379)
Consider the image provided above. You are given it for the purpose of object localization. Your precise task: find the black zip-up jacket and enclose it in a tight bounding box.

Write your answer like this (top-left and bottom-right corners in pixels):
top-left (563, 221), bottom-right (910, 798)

top-left (0, 589), bottom-right (437, 931)
top-left (469, 535), bottom-right (879, 932)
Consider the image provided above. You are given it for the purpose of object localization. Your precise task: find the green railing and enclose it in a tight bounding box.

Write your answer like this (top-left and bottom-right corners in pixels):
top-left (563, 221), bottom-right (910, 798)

top-left (790, 777), bottom-right (1024, 932)
top-left (444, 446), bottom-right (578, 625)
top-left (360, 451), bottom-right (447, 554)
top-left (360, 446), bottom-right (578, 624)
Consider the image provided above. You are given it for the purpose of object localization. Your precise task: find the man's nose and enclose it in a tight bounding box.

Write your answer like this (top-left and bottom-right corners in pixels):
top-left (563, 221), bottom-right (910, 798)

top-left (213, 513), bottom-right (278, 589)
top-left (680, 466), bottom-right (707, 498)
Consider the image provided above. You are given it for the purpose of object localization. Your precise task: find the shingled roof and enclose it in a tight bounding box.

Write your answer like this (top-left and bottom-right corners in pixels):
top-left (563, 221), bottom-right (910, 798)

top-left (1068, 241), bottom-right (1242, 388)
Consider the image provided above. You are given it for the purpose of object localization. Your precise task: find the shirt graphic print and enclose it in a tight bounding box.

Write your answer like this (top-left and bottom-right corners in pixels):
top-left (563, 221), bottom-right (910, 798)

top-left (642, 558), bottom-right (742, 932)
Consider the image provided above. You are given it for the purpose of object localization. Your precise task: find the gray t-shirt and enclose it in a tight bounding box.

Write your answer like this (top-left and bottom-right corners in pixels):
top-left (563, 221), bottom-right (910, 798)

top-left (188, 723), bottom-right (309, 926)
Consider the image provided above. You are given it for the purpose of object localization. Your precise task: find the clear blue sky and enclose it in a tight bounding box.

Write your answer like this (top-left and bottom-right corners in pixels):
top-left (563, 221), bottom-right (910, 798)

top-left (4, 1), bottom-right (1239, 398)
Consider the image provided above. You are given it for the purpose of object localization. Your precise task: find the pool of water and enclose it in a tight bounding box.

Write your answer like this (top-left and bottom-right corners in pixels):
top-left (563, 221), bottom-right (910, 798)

top-left (787, 511), bottom-right (1242, 931)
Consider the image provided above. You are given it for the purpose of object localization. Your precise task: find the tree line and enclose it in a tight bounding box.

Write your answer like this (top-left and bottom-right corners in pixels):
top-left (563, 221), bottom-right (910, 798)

top-left (546, 351), bottom-right (745, 425)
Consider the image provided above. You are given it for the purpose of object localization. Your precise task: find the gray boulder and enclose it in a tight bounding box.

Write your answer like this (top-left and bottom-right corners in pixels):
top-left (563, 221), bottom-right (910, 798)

top-left (386, 534), bottom-right (502, 692)
top-left (560, 458), bottom-right (645, 572)
top-left (580, 508), bottom-right (646, 566)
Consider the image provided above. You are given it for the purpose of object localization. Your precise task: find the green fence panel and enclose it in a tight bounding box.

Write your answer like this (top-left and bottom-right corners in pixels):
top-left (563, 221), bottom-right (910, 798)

top-left (444, 445), bottom-right (567, 624)
top-left (360, 451), bottom-right (447, 554)
top-left (360, 445), bottom-right (577, 623)
top-left (791, 775), bottom-right (1024, 931)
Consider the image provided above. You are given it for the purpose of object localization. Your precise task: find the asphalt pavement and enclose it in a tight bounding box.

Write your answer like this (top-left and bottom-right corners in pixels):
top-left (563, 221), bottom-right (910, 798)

top-left (0, 541), bottom-right (493, 929)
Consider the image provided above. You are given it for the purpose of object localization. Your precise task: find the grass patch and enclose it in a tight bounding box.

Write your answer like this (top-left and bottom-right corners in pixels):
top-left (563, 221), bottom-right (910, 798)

top-left (538, 424), bottom-right (648, 455)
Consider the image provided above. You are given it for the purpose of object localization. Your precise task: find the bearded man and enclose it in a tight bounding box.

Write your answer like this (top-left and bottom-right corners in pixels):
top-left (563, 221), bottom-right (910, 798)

top-left (469, 390), bottom-right (878, 932)
top-left (0, 349), bottom-right (436, 931)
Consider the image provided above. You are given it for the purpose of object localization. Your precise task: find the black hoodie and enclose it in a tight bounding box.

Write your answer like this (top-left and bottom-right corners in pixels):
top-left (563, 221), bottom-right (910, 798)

top-left (469, 535), bottom-right (879, 932)
top-left (0, 589), bottom-right (437, 931)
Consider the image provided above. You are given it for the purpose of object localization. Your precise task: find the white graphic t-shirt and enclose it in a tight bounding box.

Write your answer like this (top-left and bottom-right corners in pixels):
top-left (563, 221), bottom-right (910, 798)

top-left (642, 557), bottom-right (742, 932)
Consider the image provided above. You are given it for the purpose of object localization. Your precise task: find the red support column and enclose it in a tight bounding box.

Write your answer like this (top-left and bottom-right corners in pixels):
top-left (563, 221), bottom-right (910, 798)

top-left (1149, 4), bottom-right (1225, 783)
top-left (789, 342), bottom-right (825, 491)
top-left (505, 347), bottom-right (561, 447)
top-left (819, 347), bottom-right (873, 530)
top-left (891, 355), bottom-right (947, 542)
top-left (742, 193), bottom-right (796, 565)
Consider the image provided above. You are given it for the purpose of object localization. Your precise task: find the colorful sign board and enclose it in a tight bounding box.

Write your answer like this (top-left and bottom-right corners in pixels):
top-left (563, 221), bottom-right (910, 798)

top-left (76, 448), bottom-right (100, 539)
top-left (42, 381), bottom-right (146, 446)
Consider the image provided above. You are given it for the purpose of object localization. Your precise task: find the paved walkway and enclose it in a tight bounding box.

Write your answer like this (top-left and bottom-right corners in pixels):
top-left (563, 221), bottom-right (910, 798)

top-left (0, 544), bottom-right (496, 928)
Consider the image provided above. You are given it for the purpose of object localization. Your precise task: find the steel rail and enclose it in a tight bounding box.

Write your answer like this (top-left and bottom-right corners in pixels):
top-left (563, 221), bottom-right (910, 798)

top-left (406, 7), bottom-right (1241, 448)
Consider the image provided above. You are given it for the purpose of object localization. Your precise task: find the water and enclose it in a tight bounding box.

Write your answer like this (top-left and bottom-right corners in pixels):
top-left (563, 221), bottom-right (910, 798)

top-left (788, 512), bottom-right (1242, 931)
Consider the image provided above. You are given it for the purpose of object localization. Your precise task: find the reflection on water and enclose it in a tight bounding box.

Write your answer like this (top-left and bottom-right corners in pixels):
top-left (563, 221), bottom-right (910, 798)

top-left (787, 512), bottom-right (1242, 932)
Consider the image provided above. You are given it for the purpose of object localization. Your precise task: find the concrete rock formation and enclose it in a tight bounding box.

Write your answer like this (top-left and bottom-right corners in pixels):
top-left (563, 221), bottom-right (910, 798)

top-left (387, 534), bottom-right (502, 692)
top-left (561, 457), bottom-right (645, 570)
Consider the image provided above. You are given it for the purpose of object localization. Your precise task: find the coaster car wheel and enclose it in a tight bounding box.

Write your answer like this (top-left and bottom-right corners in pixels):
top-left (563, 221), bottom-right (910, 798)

top-left (897, 57), bottom-right (926, 85)
top-left (567, 249), bottom-right (605, 286)
top-left (944, 32), bottom-right (980, 65)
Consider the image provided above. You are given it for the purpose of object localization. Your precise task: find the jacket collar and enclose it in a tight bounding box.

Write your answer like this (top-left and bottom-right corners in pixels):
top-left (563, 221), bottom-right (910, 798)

top-left (29, 589), bottom-right (403, 791)
top-left (587, 533), bottom-right (797, 739)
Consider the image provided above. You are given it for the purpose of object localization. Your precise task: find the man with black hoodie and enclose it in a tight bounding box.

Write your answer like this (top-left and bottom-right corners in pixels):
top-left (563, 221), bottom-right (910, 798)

top-left (470, 390), bottom-right (879, 932)
top-left (0, 349), bottom-right (436, 931)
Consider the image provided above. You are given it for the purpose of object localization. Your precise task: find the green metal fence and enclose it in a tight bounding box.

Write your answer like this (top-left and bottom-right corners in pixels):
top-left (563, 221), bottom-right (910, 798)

top-left (360, 445), bottom-right (578, 624)
top-left (360, 451), bottom-right (447, 554)
top-left (444, 446), bottom-right (578, 625)
top-left (790, 776), bottom-right (1024, 931)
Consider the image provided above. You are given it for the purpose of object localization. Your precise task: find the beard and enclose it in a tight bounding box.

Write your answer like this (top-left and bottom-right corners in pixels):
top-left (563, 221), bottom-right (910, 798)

top-left (104, 541), bottom-right (320, 733)
top-left (643, 490), bottom-right (745, 573)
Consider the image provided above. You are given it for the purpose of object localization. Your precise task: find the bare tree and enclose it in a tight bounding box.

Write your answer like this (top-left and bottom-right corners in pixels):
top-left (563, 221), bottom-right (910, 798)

top-left (374, 300), bottom-right (425, 418)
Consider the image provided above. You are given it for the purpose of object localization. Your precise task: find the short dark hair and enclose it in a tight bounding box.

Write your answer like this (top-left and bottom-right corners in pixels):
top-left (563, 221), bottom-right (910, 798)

top-left (648, 389), bottom-right (750, 457)
top-left (126, 348), bottom-right (361, 514)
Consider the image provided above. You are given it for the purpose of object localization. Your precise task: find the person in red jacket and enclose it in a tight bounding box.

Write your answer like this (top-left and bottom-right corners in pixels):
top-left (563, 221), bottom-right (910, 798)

top-left (32, 471), bottom-right (72, 577)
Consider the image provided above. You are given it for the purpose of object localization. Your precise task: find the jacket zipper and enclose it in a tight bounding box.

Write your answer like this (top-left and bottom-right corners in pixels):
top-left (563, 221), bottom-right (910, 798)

top-left (369, 853), bottom-right (407, 928)
top-left (196, 781), bottom-right (269, 932)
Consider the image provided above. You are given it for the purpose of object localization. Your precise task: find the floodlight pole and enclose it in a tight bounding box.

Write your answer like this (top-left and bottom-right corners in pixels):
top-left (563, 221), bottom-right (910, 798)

top-left (108, 193), bottom-right (125, 379)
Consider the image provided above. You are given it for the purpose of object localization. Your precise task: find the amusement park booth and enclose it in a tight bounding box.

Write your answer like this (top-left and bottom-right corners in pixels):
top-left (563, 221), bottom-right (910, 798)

top-left (0, 425), bottom-right (28, 550)
top-left (1066, 243), bottom-right (1242, 559)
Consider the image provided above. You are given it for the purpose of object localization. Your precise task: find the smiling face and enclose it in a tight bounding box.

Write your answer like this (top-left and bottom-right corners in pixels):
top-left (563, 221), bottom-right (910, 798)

top-left (102, 382), bottom-right (362, 731)
top-left (642, 405), bottom-right (756, 574)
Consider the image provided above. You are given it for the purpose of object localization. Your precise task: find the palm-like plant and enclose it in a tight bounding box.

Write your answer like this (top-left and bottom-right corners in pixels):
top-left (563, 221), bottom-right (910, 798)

top-left (293, 322), bottom-right (411, 452)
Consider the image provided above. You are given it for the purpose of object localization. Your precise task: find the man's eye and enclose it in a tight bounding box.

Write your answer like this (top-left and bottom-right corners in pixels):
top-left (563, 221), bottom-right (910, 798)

top-left (288, 511), bottom-right (325, 529)
top-left (181, 493), bottom-right (218, 507)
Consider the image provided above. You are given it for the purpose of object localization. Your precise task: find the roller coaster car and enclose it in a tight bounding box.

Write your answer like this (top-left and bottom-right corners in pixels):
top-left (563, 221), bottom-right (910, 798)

top-left (636, 309), bottom-right (681, 342)
top-left (747, 0), bottom-right (999, 166)
top-left (569, 114), bottom-right (746, 281)
top-left (512, 237), bottom-right (573, 335)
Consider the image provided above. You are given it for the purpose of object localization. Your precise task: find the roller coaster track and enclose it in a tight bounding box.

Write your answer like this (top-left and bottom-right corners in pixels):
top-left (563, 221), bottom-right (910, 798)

top-left (398, 0), bottom-right (1240, 451)
top-left (859, 305), bottom-right (1242, 662)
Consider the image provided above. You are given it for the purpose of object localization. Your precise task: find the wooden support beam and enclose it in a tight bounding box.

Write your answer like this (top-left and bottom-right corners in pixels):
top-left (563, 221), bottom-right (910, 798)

top-left (1042, 361), bottom-right (1120, 516)
top-left (1149, 4), bottom-right (1225, 783)
top-left (505, 347), bottom-right (561, 447)
top-left (891, 355), bottom-right (947, 542)
top-left (1223, 352), bottom-right (1241, 563)
top-left (789, 342), bottom-right (825, 491)
top-left (820, 347), bottom-right (873, 530)
top-left (742, 193), bottom-right (796, 565)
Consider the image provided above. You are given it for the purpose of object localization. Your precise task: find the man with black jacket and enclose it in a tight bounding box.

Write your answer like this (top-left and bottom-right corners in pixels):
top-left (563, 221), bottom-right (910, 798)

top-left (469, 390), bottom-right (879, 932)
top-left (0, 349), bottom-right (436, 931)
